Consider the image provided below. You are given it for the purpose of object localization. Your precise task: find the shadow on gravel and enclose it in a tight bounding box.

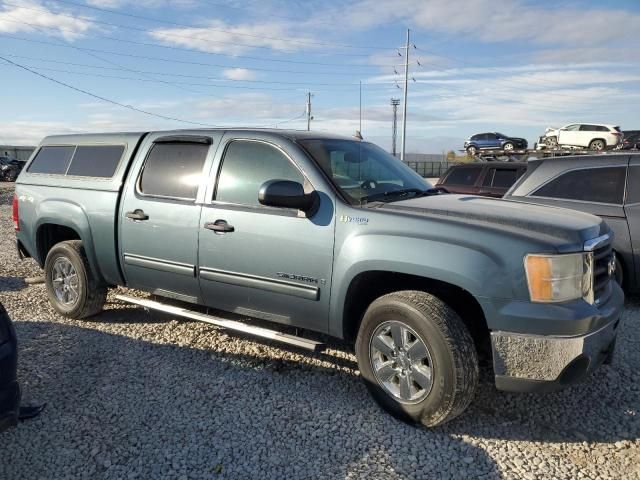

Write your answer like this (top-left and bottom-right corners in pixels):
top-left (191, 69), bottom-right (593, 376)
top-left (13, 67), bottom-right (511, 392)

top-left (3, 320), bottom-right (502, 480)
top-left (0, 277), bottom-right (27, 292)
top-left (85, 300), bottom-right (638, 446)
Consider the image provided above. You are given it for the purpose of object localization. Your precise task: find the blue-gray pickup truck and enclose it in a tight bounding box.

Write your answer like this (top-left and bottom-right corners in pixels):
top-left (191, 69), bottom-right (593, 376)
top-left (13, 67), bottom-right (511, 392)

top-left (13, 129), bottom-right (624, 426)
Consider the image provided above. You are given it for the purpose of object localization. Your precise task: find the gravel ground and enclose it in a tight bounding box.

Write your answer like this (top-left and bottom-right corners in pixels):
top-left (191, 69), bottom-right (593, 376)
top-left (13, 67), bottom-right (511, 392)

top-left (0, 182), bottom-right (638, 479)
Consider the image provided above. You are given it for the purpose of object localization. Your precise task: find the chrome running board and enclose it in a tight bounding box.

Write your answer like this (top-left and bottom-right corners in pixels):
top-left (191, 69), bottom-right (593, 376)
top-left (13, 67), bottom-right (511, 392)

top-left (115, 294), bottom-right (326, 352)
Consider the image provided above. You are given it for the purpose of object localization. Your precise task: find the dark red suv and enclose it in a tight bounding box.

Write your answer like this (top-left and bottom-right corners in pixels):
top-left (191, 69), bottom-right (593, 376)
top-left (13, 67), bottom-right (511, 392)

top-left (435, 162), bottom-right (527, 198)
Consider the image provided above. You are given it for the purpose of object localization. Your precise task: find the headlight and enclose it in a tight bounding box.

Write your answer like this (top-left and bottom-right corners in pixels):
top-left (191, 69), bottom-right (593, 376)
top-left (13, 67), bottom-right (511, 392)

top-left (524, 253), bottom-right (594, 304)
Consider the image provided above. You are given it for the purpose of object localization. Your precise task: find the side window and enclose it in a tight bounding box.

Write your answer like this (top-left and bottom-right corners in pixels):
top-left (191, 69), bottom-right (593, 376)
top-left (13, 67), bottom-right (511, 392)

top-left (216, 141), bottom-right (304, 207)
top-left (492, 169), bottom-right (519, 188)
top-left (532, 167), bottom-right (626, 204)
top-left (67, 145), bottom-right (125, 178)
top-left (486, 133), bottom-right (497, 140)
top-left (139, 142), bottom-right (209, 200)
top-left (482, 169), bottom-right (494, 186)
top-left (470, 134), bottom-right (479, 141)
top-left (564, 124), bottom-right (580, 131)
top-left (626, 166), bottom-right (640, 204)
top-left (27, 146), bottom-right (75, 174)
top-left (580, 125), bottom-right (596, 131)
top-left (443, 166), bottom-right (482, 186)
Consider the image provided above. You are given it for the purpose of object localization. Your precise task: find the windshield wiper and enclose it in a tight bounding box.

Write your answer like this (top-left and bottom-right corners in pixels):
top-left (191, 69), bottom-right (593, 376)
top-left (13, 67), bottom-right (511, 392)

top-left (361, 188), bottom-right (432, 204)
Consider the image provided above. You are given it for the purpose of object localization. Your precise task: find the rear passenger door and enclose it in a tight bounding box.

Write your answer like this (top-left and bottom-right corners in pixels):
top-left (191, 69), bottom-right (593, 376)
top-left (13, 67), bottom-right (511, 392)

top-left (119, 134), bottom-right (217, 303)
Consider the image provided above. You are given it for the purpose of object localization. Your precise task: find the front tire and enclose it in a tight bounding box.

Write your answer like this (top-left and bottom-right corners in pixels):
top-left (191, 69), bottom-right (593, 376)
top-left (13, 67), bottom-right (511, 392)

top-left (44, 240), bottom-right (107, 319)
top-left (355, 291), bottom-right (479, 427)
top-left (466, 145), bottom-right (478, 156)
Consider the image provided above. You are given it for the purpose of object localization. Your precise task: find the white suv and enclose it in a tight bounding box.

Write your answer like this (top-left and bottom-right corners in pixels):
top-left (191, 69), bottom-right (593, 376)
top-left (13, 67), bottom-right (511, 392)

top-left (538, 123), bottom-right (623, 150)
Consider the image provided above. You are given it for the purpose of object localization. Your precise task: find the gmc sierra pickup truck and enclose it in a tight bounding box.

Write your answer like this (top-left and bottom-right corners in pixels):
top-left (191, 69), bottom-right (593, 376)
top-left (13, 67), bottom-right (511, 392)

top-left (13, 129), bottom-right (623, 427)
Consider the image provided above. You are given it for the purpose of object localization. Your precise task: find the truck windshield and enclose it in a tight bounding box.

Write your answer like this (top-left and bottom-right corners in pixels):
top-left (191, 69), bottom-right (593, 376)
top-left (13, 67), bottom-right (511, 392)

top-left (298, 139), bottom-right (432, 205)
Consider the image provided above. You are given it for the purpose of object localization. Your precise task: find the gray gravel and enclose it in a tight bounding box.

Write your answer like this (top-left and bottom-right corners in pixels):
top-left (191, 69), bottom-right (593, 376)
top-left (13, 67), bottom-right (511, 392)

top-left (0, 182), bottom-right (639, 479)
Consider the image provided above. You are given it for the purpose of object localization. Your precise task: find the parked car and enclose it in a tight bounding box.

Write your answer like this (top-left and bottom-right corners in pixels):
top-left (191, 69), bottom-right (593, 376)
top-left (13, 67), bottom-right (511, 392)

top-left (464, 132), bottom-right (528, 155)
top-left (14, 130), bottom-right (622, 427)
top-left (539, 124), bottom-right (623, 151)
top-left (435, 162), bottom-right (526, 197)
top-left (0, 157), bottom-right (25, 182)
top-left (621, 130), bottom-right (640, 150)
top-left (505, 153), bottom-right (640, 292)
top-left (0, 302), bottom-right (20, 432)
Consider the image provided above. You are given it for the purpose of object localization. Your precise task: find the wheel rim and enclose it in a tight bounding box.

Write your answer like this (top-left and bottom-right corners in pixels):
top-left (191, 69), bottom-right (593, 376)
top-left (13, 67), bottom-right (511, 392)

top-left (503, 143), bottom-right (514, 151)
top-left (592, 140), bottom-right (604, 150)
top-left (468, 147), bottom-right (476, 155)
top-left (52, 257), bottom-right (79, 306)
top-left (369, 321), bottom-right (434, 404)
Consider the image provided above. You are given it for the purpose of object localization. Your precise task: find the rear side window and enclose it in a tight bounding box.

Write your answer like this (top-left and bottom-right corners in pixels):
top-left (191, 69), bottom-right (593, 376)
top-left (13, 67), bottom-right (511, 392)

top-left (532, 167), bottom-right (626, 204)
top-left (27, 146), bottom-right (74, 174)
top-left (67, 145), bottom-right (124, 178)
top-left (215, 140), bottom-right (303, 207)
top-left (483, 168), bottom-right (519, 188)
top-left (442, 166), bottom-right (481, 186)
top-left (139, 142), bottom-right (209, 200)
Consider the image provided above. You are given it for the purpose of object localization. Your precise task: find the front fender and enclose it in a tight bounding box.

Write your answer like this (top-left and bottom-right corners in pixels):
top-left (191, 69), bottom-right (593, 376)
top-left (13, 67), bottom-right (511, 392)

top-left (34, 199), bottom-right (102, 281)
top-left (328, 233), bottom-right (509, 337)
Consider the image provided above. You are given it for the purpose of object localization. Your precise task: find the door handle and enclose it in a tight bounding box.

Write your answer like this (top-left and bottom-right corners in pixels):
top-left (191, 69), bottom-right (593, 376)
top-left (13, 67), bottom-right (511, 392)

top-left (204, 220), bottom-right (235, 233)
top-left (125, 209), bottom-right (149, 221)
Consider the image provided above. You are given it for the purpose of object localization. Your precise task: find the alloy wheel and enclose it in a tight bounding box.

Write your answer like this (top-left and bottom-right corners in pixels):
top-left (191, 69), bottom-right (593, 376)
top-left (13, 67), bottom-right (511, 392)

top-left (369, 321), bottom-right (434, 404)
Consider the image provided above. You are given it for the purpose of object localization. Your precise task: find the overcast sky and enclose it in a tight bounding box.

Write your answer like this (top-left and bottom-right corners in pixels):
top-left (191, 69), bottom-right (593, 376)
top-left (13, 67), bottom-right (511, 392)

top-left (0, 0), bottom-right (639, 152)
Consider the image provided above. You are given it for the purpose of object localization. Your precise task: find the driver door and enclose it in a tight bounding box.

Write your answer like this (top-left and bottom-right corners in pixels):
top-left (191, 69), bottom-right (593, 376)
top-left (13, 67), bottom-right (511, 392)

top-left (197, 134), bottom-right (335, 333)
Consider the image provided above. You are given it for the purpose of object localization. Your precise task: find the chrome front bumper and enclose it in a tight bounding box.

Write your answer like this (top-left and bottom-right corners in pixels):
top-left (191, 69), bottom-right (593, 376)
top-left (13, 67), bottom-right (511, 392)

top-left (491, 315), bottom-right (621, 393)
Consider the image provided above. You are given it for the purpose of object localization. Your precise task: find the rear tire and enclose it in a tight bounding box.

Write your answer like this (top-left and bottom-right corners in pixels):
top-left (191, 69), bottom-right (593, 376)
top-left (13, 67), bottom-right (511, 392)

top-left (503, 142), bottom-right (514, 151)
top-left (589, 139), bottom-right (606, 151)
top-left (355, 290), bottom-right (479, 427)
top-left (44, 240), bottom-right (107, 319)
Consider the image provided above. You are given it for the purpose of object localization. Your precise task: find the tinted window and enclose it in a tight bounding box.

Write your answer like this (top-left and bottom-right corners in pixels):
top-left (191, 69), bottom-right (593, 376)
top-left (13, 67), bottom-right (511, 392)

top-left (67, 145), bottom-right (124, 178)
top-left (27, 146), bottom-right (74, 174)
top-left (580, 125), bottom-right (597, 131)
top-left (486, 133), bottom-right (497, 140)
top-left (443, 166), bottom-right (482, 186)
top-left (564, 125), bottom-right (580, 131)
top-left (533, 167), bottom-right (626, 204)
top-left (492, 169), bottom-right (519, 188)
top-left (216, 141), bottom-right (303, 206)
top-left (139, 142), bottom-right (208, 199)
top-left (626, 166), bottom-right (640, 204)
top-left (470, 134), bottom-right (479, 141)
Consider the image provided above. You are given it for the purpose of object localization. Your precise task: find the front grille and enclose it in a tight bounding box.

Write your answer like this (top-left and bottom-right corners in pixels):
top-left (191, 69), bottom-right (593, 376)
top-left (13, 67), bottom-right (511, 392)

top-left (592, 241), bottom-right (614, 305)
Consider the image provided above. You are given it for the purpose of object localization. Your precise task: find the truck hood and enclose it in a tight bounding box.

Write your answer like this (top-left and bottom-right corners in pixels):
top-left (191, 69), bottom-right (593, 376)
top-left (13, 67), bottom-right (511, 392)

top-left (378, 194), bottom-right (605, 252)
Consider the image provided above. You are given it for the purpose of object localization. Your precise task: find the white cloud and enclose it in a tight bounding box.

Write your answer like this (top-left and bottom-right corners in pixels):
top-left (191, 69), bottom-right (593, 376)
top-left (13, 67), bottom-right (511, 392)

top-left (326, 0), bottom-right (639, 47)
top-left (0, 1), bottom-right (93, 41)
top-left (86, 0), bottom-right (196, 7)
top-left (222, 68), bottom-right (257, 81)
top-left (148, 19), bottom-right (318, 55)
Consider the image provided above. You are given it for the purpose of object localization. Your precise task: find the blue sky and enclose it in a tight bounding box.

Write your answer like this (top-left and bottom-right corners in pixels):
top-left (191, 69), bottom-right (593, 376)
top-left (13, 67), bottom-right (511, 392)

top-left (0, 0), bottom-right (639, 152)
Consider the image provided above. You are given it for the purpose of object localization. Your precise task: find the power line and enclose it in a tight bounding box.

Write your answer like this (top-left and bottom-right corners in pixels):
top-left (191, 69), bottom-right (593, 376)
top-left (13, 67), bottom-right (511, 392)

top-left (0, 15), bottom-right (393, 68)
top-left (0, 53), bottom-right (400, 89)
top-left (0, 34), bottom-right (387, 77)
top-left (47, 0), bottom-right (396, 51)
top-left (0, 55), bottom-right (222, 127)
top-left (0, 16), bottom-right (393, 69)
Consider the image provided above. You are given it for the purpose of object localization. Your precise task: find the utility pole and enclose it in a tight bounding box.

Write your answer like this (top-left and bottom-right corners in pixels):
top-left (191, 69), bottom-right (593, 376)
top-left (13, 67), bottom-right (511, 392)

top-left (391, 98), bottom-right (400, 156)
top-left (306, 92), bottom-right (312, 131)
top-left (359, 81), bottom-right (362, 134)
top-left (400, 28), bottom-right (410, 161)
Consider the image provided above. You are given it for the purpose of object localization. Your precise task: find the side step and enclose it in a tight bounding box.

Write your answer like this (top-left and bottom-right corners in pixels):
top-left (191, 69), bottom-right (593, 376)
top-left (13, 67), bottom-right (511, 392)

top-left (115, 294), bottom-right (326, 352)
